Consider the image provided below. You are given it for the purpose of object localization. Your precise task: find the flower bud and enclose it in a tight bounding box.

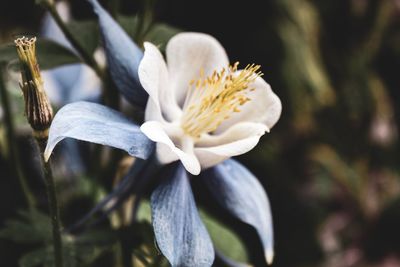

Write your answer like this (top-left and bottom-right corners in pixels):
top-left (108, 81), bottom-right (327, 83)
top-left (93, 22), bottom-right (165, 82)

top-left (15, 37), bottom-right (53, 139)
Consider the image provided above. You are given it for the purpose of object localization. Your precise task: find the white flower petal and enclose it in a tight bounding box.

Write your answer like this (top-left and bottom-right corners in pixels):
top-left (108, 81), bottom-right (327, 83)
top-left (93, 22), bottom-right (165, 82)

top-left (140, 121), bottom-right (201, 175)
top-left (197, 122), bottom-right (268, 147)
top-left (139, 42), bottom-right (181, 122)
top-left (194, 122), bottom-right (268, 169)
top-left (166, 32), bottom-right (229, 105)
top-left (215, 76), bottom-right (282, 133)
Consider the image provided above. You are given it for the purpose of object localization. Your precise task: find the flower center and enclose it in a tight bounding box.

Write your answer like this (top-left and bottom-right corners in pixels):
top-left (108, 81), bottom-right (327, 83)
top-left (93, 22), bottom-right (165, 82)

top-left (180, 62), bottom-right (262, 138)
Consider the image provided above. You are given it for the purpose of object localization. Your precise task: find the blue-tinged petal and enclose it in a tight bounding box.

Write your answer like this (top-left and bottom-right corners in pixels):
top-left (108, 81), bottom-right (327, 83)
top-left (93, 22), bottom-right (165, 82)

top-left (202, 159), bottom-right (274, 265)
top-left (87, 0), bottom-right (148, 107)
top-left (44, 101), bottom-right (154, 161)
top-left (151, 163), bottom-right (215, 267)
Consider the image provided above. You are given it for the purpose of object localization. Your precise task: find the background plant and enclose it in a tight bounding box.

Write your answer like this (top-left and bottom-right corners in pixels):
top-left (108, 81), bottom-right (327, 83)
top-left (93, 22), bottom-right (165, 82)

top-left (0, 0), bottom-right (400, 267)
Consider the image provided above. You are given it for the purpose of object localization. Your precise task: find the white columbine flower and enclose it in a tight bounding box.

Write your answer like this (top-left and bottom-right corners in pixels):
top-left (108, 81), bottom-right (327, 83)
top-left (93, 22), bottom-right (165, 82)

top-left (139, 32), bottom-right (282, 175)
top-left (44, 6), bottom-right (281, 263)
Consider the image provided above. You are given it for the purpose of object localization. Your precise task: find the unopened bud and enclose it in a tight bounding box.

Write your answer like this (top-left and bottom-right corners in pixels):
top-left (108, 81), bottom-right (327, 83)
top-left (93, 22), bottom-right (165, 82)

top-left (15, 36), bottom-right (53, 139)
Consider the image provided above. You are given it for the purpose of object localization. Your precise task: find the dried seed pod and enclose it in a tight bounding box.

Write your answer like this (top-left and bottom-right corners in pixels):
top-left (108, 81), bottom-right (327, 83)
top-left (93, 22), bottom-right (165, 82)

top-left (15, 36), bottom-right (53, 139)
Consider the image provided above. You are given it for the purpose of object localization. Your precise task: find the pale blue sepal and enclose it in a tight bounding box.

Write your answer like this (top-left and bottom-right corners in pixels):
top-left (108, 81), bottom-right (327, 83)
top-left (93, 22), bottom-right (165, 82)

top-left (44, 101), bottom-right (154, 161)
top-left (202, 159), bottom-right (274, 265)
top-left (87, 0), bottom-right (148, 107)
top-left (151, 163), bottom-right (215, 267)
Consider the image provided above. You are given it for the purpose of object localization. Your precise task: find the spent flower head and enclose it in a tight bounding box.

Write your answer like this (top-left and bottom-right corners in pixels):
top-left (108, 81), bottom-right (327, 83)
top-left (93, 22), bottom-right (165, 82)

top-left (15, 36), bottom-right (53, 136)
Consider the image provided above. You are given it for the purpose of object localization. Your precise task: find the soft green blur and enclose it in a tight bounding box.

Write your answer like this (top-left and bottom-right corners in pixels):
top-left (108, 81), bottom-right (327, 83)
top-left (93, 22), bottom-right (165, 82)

top-left (0, 0), bottom-right (400, 266)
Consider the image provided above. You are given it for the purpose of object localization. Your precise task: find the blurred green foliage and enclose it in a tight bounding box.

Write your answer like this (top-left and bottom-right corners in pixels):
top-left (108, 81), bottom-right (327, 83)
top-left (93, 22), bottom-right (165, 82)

top-left (0, 0), bottom-right (400, 267)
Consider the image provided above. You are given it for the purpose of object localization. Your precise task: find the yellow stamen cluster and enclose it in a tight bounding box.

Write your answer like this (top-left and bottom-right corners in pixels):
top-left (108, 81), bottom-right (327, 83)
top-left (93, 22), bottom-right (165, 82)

top-left (181, 62), bottom-right (262, 138)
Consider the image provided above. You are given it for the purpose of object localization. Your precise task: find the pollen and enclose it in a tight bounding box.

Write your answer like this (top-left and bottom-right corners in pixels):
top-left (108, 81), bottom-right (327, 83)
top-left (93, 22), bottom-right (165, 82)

top-left (181, 62), bottom-right (262, 138)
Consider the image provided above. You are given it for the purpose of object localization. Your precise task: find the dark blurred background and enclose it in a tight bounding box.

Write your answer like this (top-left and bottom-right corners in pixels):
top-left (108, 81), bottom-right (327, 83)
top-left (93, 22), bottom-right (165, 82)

top-left (1, 0), bottom-right (400, 267)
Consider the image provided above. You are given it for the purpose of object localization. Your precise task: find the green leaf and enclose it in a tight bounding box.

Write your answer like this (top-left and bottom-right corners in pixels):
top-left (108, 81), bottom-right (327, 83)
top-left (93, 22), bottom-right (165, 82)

top-left (116, 15), bottom-right (181, 51)
top-left (199, 210), bottom-right (250, 264)
top-left (67, 20), bottom-right (100, 56)
top-left (36, 39), bottom-right (82, 69)
top-left (0, 210), bottom-right (52, 244)
top-left (0, 44), bottom-right (18, 63)
top-left (5, 209), bottom-right (116, 266)
top-left (19, 247), bottom-right (52, 267)
top-left (69, 234), bottom-right (115, 267)
top-left (75, 228), bottom-right (117, 245)
top-left (19, 233), bottom-right (116, 267)
top-left (19, 245), bottom-right (79, 267)
top-left (117, 15), bottom-right (139, 42)
top-left (144, 23), bottom-right (181, 51)
top-left (137, 199), bottom-right (152, 223)
top-left (0, 38), bottom-right (81, 70)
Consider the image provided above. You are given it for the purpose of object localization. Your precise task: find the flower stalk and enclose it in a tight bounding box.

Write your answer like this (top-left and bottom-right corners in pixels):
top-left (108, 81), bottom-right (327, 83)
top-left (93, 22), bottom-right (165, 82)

top-left (38, 0), bottom-right (120, 109)
top-left (15, 36), bottom-right (63, 267)
top-left (40, 1), bottom-right (103, 78)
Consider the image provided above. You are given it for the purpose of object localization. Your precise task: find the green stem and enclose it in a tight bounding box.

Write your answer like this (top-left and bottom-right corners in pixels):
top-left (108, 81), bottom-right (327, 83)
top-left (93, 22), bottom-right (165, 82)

top-left (37, 139), bottom-right (63, 267)
top-left (102, 73), bottom-right (120, 110)
top-left (360, 0), bottom-right (393, 64)
top-left (43, 2), bottom-right (120, 109)
top-left (45, 3), bottom-right (103, 78)
top-left (135, 0), bottom-right (155, 45)
top-left (121, 238), bottom-right (133, 267)
top-left (0, 66), bottom-right (36, 209)
top-left (44, 160), bottom-right (63, 267)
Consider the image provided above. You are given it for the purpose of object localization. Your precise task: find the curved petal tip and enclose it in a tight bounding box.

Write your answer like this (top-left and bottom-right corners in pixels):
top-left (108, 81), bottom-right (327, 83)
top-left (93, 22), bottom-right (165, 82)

top-left (44, 150), bottom-right (51, 162)
top-left (266, 249), bottom-right (274, 265)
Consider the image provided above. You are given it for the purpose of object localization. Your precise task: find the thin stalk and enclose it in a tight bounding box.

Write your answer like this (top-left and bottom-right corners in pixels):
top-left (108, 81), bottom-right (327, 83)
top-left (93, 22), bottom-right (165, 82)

top-left (15, 36), bottom-right (63, 267)
top-left (41, 0), bottom-right (129, 113)
top-left (135, 0), bottom-right (155, 45)
top-left (0, 66), bottom-right (36, 209)
top-left (114, 242), bottom-right (124, 267)
top-left (37, 139), bottom-right (63, 267)
top-left (42, 2), bottom-right (120, 109)
top-left (44, 3), bottom-right (103, 78)
top-left (360, 0), bottom-right (393, 64)
top-left (44, 160), bottom-right (63, 267)
top-left (120, 238), bottom-right (133, 267)
top-left (45, 162), bottom-right (63, 266)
